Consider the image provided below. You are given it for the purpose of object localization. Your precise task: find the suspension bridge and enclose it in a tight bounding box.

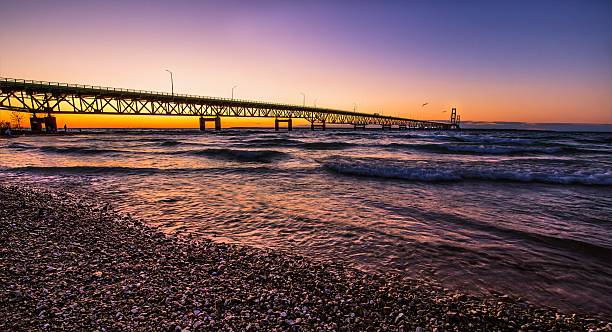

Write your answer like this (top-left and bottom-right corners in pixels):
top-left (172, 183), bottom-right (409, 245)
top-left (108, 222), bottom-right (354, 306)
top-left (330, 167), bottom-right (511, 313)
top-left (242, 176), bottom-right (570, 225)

top-left (0, 78), bottom-right (460, 132)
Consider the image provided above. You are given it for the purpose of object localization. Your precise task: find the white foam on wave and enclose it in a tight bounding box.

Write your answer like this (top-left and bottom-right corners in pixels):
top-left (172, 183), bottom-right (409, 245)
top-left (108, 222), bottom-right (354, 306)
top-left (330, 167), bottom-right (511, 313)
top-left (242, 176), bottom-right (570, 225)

top-left (322, 158), bottom-right (612, 186)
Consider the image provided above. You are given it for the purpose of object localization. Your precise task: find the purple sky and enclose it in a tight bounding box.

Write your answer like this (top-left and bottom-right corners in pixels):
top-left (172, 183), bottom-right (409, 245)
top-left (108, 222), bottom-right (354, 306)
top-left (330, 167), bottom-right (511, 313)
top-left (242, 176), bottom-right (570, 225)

top-left (1, 0), bottom-right (611, 125)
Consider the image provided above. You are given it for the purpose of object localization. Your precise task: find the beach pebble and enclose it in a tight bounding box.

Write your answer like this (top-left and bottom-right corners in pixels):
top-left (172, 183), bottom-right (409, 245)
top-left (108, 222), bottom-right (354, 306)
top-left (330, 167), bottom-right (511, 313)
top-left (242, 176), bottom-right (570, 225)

top-left (0, 185), bottom-right (607, 331)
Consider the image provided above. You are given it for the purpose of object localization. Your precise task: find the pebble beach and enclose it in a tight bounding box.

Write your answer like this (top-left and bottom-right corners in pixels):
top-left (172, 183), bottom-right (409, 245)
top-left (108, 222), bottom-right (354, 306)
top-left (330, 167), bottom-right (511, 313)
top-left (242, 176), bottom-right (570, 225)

top-left (1, 184), bottom-right (610, 331)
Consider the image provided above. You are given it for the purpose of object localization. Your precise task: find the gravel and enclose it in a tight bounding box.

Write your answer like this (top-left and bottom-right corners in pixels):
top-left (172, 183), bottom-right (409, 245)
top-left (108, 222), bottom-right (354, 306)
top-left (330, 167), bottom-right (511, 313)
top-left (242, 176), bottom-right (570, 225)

top-left (1, 185), bottom-right (609, 331)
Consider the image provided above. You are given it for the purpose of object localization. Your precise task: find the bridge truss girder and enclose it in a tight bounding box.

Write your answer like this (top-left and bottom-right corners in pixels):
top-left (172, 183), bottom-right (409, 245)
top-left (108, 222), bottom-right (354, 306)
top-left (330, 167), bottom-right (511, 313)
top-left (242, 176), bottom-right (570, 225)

top-left (0, 79), bottom-right (457, 130)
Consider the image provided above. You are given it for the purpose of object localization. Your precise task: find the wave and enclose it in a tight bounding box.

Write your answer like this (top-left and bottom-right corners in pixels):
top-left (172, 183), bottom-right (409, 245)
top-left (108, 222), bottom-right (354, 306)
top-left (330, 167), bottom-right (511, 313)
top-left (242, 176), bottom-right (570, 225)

top-left (6, 142), bottom-right (34, 149)
top-left (387, 143), bottom-right (605, 155)
top-left (575, 137), bottom-right (612, 144)
top-left (187, 148), bottom-right (289, 163)
top-left (3, 165), bottom-right (279, 175)
top-left (450, 135), bottom-right (537, 145)
top-left (301, 142), bottom-right (356, 150)
top-left (330, 131), bottom-right (379, 137)
top-left (39, 146), bottom-right (127, 155)
top-left (431, 210), bottom-right (612, 261)
top-left (236, 138), bottom-right (355, 150)
top-left (321, 157), bottom-right (612, 186)
top-left (238, 137), bottom-right (301, 147)
top-left (6, 166), bottom-right (161, 175)
top-left (159, 140), bottom-right (183, 147)
top-left (441, 144), bottom-right (563, 155)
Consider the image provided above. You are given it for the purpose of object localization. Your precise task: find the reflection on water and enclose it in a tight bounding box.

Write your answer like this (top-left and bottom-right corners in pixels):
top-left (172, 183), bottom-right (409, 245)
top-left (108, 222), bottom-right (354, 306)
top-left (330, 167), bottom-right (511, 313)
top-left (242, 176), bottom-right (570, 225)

top-left (2, 128), bottom-right (611, 317)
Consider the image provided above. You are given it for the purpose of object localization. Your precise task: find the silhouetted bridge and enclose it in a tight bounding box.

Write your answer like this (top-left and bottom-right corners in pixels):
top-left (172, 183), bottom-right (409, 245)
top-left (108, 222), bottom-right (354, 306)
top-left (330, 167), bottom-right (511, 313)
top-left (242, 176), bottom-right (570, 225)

top-left (0, 78), bottom-right (460, 132)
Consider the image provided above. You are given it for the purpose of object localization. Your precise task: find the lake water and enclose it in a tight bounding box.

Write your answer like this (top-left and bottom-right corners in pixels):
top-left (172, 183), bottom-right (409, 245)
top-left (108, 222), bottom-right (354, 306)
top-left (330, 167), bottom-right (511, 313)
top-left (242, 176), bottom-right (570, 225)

top-left (2, 128), bottom-right (611, 317)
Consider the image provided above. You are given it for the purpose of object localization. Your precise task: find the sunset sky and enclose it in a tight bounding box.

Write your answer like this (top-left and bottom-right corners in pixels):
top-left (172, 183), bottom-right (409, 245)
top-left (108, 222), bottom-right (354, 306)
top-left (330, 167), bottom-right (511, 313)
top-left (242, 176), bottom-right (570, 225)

top-left (1, 0), bottom-right (611, 128)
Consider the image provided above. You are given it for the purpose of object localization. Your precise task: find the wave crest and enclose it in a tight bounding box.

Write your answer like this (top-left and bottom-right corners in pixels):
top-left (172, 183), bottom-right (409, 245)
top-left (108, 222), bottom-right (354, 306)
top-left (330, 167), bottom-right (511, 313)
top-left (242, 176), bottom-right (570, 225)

top-left (188, 148), bottom-right (288, 163)
top-left (389, 143), bottom-right (595, 155)
top-left (39, 146), bottom-right (126, 155)
top-left (321, 157), bottom-right (612, 186)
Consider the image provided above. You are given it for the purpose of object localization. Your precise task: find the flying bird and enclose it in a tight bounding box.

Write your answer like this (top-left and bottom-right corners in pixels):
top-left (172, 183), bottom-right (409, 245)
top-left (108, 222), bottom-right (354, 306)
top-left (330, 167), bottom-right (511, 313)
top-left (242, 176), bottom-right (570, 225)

top-left (421, 102), bottom-right (429, 107)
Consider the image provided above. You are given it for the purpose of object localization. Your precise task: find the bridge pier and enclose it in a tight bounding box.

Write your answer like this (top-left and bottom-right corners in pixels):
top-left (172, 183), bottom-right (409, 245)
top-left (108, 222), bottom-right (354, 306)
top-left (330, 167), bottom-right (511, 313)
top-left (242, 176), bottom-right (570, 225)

top-left (199, 116), bottom-right (221, 131)
top-left (30, 115), bottom-right (43, 133)
top-left (398, 124), bottom-right (407, 130)
top-left (381, 124), bottom-right (392, 130)
top-left (275, 117), bottom-right (292, 131)
top-left (44, 115), bottom-right (58, 133)
top-left (30, 114), bottom-right (57, 133)
top-left (310, 121), bottom-right (325, 131)
top-left (353, 123), bottom-right (366, 130)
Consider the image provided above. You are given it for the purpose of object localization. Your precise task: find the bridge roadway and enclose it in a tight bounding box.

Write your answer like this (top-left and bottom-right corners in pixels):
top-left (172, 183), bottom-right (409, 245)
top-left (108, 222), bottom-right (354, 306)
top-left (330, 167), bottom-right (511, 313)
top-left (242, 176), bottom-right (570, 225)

top-left (0, 78), bottom-right (459, 131)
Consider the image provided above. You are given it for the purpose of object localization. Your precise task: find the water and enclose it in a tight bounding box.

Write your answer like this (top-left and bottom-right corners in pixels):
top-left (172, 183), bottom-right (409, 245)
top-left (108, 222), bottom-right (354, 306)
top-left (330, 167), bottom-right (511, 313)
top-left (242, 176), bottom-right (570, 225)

top-left (1, 128), bottom-right (611, 317)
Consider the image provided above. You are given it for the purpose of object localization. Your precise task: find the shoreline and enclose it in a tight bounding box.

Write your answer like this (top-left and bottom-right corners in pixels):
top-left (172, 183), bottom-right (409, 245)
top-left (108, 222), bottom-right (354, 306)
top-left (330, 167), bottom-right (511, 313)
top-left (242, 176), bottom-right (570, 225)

top-left (0, 185), bottom-right (609, 331)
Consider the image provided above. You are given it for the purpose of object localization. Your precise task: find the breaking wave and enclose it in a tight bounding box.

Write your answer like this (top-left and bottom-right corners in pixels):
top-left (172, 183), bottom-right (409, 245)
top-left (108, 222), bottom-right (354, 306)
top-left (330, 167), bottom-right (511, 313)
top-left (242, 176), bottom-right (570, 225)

top-left (321, 157), bottom-right (612, 186)
top-left (388, 143), bottom-right (601, 155)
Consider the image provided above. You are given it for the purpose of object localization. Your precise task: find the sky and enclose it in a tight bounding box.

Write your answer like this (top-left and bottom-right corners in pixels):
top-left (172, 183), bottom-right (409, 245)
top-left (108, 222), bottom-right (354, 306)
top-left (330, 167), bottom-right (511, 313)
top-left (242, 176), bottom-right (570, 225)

top-left (0, 0), bottom-right (611, 128)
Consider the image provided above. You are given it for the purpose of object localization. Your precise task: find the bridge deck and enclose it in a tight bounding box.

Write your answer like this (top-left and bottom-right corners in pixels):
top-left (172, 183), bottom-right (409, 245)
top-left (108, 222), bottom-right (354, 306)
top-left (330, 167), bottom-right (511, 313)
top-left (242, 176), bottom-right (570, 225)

top-left (0, 78), bottom-right (458, 129)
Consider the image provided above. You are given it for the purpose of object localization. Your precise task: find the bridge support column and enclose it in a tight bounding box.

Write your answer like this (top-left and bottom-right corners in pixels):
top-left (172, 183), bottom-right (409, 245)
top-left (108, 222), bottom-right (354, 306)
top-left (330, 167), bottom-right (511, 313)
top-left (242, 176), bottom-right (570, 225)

top-left (215, 116), bottom-right (221, 131)
top-left (353, 124), bottom-right (366, 130)
top-left (310, 121), bottom-right (325, 131)
top-left (381, 124), bottom-right (392, 130)
top-left (275, 117), bottom-right (293, 131)
top-left (199, 116), bottom-right (221, 131)
top-left (44, 114), bottom-right (57, 133)
top-left (30, 114), bottom-right (43, 133)
top-left (398, 124), bottom-right (407, 130)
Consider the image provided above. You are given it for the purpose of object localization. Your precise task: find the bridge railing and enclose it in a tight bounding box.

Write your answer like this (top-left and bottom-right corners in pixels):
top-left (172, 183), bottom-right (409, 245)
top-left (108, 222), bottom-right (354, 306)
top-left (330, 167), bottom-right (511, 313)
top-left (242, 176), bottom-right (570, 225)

top-left (1, 77), bottom-right (216, 99)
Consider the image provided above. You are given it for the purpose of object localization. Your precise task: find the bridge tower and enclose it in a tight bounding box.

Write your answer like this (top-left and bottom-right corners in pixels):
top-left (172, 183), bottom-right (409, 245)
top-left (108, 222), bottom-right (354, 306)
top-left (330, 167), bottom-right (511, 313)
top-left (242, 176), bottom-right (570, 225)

top-left (450, 108), bottom-right (457, 124)
top-left (450, 108), bottom-right (461, 129)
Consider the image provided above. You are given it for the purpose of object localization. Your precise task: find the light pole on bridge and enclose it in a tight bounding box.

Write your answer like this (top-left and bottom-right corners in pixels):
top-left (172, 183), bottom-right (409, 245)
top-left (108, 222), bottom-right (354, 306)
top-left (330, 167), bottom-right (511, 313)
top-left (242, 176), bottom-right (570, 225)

top-left (165, 69), bottom-right (174, 96)
top-left (232, 85), bottom-right (238, 100)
